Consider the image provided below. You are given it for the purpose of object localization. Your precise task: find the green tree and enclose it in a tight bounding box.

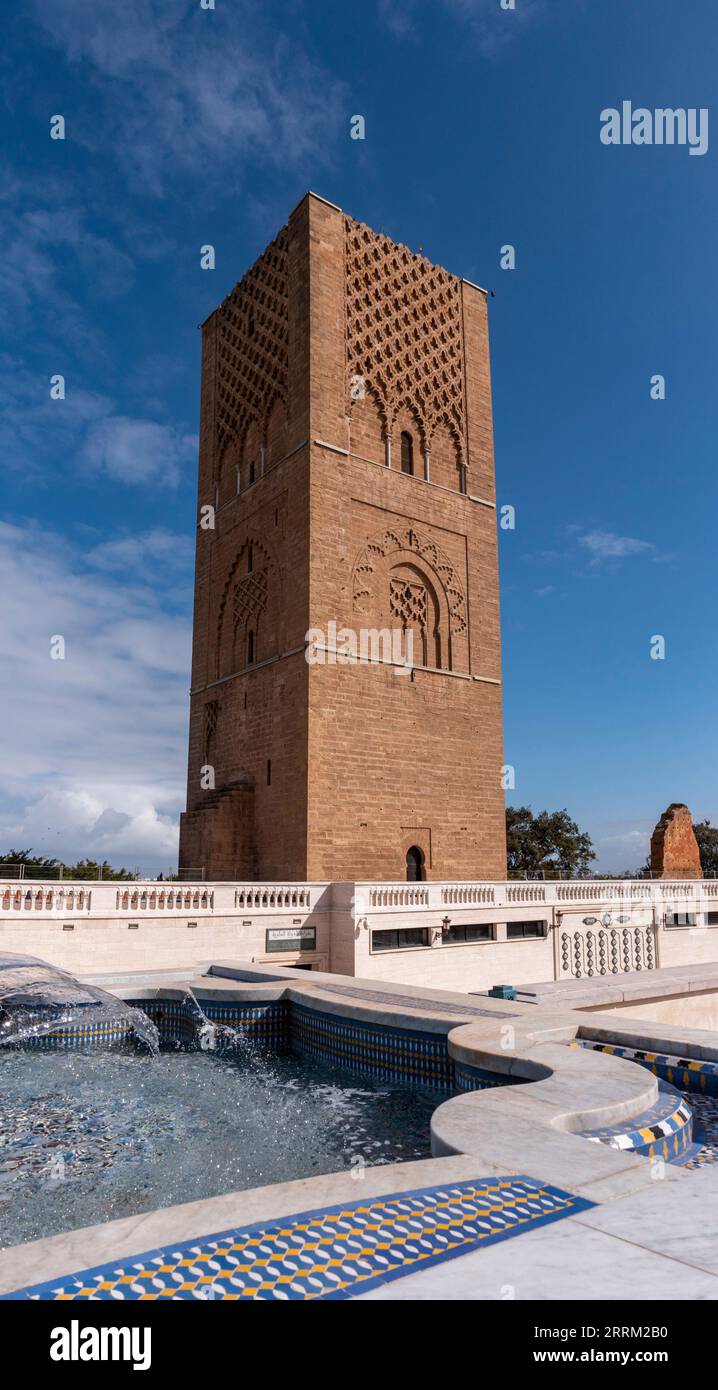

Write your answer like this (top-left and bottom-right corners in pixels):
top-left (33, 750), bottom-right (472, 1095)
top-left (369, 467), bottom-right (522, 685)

top-left (692, 820), bottom-right (718, 878)
top-left (506, 806), bottom-right (596, 878)
top-left (61, 858), bottom-right (136, 882)
top-left (0, 848), bottom-right (59, 868)
top-left (0, 850), bottom-right (136, 880)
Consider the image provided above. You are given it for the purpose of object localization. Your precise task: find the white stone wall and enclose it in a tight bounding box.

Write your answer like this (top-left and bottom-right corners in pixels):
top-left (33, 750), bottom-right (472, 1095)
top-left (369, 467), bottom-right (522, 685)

top-left (597, 992), bottom-right (718, 1031)
top-left (2, 876), bottom-right (718, 989)
top-left (0, 881), bottom-right (333, 975)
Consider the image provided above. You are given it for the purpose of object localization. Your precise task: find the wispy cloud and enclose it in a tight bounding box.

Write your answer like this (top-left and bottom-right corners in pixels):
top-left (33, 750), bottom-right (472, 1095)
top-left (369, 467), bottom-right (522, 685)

top-left (578, 530), bottom-right (655, 564)
top-left (29, 0), bottom-right (346, 195)
top-left (86, 528), bottom-right (193, 578)
top-left (379, 0), bottom-right (557, 57)
top-left (446, 0), bottom-right (550, 56)
top-left (376, 0), bottom-right (420, 39)
top-left (0, 355), bottom-right (195, 487)
top-left (0, 519), bottom-right (192, 869)
top-left (521, 525), bottom-right (670, 580)
top-left (600, 829), bottom-right (650, 845)
top-left (0, 168), bottom-right (130, 353)
top-left (82, 416), bottom-right (197, 486)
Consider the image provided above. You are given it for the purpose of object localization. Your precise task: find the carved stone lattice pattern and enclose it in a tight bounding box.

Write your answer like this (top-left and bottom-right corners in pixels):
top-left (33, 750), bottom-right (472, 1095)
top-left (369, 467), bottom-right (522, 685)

top-left (214, 228), bottom-right (289, 457)
top-left (390, 578), bottom-right (427, 630)
top-left (203, 700), bottom-right (219, 754)
top-left (560, 924), bottom-right (656, 979)
top-left (216, 540), bottom-right (276, 658)
top-left (353, 526), bottom-right (467, 635)
top-left (232, 571), bottom-right (268, 625)
top-left (345, 217), bottom-right (466, 450)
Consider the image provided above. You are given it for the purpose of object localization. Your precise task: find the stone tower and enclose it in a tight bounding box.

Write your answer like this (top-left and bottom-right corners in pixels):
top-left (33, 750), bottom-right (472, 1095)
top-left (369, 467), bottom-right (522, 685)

top-left (179, 193), bottom-right (507, 882)
top-left (650, 804), bottom-right (702, 880)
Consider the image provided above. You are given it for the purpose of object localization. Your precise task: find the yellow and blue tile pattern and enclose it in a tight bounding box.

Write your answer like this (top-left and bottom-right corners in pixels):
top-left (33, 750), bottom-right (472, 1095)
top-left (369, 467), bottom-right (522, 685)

top-left (15, 995), bottom-right (512, 1092)
top-left (132, 997), bottom-right (287, 1047)
top-left (19, 1018), bottom-right (136, 1050)
top-left (578, 1082), bottom-right (693, 1160)
top-left (579, 1038), bottom-right (718, 1096)
top-left (454, 1061), bottom-right (521, 1092)
top-left (1, 1176), bottom-right (594, 1301)
top-left (289, 1002), bottom-right (454, 1087)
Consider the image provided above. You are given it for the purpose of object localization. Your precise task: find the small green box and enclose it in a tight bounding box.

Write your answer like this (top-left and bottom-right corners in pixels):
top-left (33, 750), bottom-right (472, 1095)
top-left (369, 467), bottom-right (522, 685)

top-left (488, 984), bottom-right (516, 1000)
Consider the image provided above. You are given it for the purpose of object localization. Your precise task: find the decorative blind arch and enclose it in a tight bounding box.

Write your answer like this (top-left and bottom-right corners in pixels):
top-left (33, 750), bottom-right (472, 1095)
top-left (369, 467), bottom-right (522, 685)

top-left (352, 526), bottom-right (467, 637)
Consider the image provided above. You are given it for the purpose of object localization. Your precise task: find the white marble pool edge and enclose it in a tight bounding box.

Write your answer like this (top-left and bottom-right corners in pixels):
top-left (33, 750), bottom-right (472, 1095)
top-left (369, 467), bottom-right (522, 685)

top-left (3, 960), bottom-right (718, 1300)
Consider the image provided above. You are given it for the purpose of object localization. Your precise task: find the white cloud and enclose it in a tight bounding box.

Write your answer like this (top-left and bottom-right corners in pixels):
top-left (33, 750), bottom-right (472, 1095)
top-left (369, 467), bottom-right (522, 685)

top-left (5, 789), bottom-right (180, 869)
top-left (30, 0), bottom-right (345, 195)
top-left (0, 171), bottom-right (135, 348)
top-left (593, 826), bottom-right (651, 874)
top-left (380, 0), bottom-right (555, 57)
top-left (86, 528), bottom-right (193, 576)
top-left (0, 520), bottom-right (192, 871)
top-left (0, 357), bottom-right (194, 488)
top-left (21, 207), bottom-right (135, 297)
top-left (82, 416), bottom-right (197, 485)
top-left (600, 830), bottom-right (650, 846)
top-left (578, 530), bottom-right (655, 563)
top-left (376, 0), bottom-right (420, 38)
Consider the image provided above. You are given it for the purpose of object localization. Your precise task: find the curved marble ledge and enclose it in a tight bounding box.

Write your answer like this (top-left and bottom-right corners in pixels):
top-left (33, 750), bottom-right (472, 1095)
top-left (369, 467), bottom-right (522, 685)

top-left (5, 960), bottom-right (716, 1297)
top-left (577, 1010), bottom-right (718, 1064)
top-left (431, 1011), bottom-right (677, 1200)
top-left (92, 961), bottom-right (714, 1200)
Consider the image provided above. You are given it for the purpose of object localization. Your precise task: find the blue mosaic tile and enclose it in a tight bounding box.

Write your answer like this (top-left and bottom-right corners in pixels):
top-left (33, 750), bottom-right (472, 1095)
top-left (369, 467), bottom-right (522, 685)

top-left (577, 1081), bottom-right (692, 1160)
top-left (454, 1061), bottom-right (522, 1092)
top-left (18, 1019), bottom-right (136, 1051)
top-left (290, 1002), bottom-right (454, 1088)
top-left (130, 998), bottom-right (287, 1048)
top-left (579, 1038), bottom-right (718, 1096)
top-left (675, 1093), bottom-right (718, 1169)
top-left (1, 1176), bottom-right (594, 1301)
top-left (126, 997), bottom-right (194, 1045)
top-left (13, 992), bottom-right (521, 1094)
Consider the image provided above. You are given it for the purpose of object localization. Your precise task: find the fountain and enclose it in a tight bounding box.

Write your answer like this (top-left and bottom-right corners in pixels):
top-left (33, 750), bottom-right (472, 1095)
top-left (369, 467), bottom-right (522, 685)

top-left (0, 962), bottom-right (436, 1250)
top-left (0, 953), bottom-right (159, 1054)
top-left (184, 986), bottom-right (253, 1053)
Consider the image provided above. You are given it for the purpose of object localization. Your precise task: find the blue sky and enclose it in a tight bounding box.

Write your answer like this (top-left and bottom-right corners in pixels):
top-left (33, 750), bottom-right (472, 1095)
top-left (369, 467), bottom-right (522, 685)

top-left (1, 0), bottom-right (716, 873)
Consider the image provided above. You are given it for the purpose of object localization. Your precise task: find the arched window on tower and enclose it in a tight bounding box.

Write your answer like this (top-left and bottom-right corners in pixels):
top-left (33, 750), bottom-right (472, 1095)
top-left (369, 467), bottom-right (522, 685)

top-left (247, 630), bottom-right (255, 665)
top-left (406, 845), bottom-right (425, 882)
top-left (400, 431), bottom-right (414, 475)
top-left (247, 544), bottom-right (253, 574)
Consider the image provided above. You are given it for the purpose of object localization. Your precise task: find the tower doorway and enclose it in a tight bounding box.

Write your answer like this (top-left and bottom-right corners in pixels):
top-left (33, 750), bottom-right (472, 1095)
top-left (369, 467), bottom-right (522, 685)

top-left (406, 845), bottom-right (425, 882)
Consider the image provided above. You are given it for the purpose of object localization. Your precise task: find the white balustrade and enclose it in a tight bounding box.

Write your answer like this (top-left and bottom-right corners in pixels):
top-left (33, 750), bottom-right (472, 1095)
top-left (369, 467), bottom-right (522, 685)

top-left (234, 886), bottom-right (312, 911)
top-left (2, 879), bottom-right (717, 937)
top-left (0, 885), bottom-right (93, 913)
top-left (367, 886), bottom-right (430, 908)
top-left (114, 888), bottom-right (215, 912)
top-left (441, 884), bottom-right (495, 906)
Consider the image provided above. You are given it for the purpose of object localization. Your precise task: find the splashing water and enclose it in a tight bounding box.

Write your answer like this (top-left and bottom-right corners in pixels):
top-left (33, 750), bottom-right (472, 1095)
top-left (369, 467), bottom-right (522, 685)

top-left (0, 953), bottom-right (159, 1055)
top-left (184, 987), bottom-right (252, 1055)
